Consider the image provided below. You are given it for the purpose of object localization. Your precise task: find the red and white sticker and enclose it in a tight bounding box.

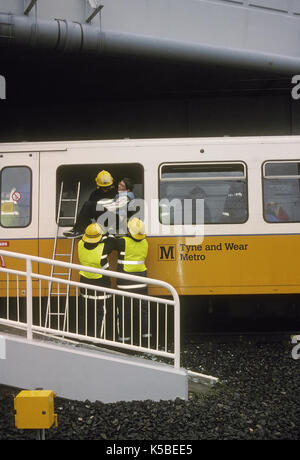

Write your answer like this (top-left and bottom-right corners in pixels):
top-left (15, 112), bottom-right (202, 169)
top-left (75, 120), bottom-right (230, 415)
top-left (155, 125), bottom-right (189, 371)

top-left (0, 241), bottom-right (9, 247)
top-left (11, 191), bottom-right (22, 202)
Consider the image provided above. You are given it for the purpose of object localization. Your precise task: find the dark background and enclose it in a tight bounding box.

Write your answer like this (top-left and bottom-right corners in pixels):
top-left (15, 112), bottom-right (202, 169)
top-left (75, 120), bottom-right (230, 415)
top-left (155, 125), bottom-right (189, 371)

top-left (0, 48), bottom-right (298, 143)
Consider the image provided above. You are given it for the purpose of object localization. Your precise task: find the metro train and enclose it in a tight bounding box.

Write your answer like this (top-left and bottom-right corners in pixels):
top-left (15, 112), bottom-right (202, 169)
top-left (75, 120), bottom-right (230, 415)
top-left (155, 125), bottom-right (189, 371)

top-left (0, 136), bottom-right (300, 327)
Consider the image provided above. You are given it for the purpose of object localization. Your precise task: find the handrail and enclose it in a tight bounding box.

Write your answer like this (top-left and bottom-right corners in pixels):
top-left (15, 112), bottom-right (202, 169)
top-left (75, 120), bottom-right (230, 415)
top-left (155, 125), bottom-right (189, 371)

top-left (0, 249), bottom-right (179, 292)
top-left (0, 249), bottom-right (181, 369)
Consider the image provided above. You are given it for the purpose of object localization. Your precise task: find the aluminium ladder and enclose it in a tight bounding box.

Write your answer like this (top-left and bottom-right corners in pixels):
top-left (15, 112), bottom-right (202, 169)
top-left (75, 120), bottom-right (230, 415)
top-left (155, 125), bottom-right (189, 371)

top-left (44, 181), bottom-right (81, 331)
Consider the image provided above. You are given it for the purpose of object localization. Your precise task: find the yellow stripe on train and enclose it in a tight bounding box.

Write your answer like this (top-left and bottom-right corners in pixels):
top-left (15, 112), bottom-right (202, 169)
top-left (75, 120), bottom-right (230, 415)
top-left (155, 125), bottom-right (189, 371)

top-left (1, 234), bottom-right (300, 297)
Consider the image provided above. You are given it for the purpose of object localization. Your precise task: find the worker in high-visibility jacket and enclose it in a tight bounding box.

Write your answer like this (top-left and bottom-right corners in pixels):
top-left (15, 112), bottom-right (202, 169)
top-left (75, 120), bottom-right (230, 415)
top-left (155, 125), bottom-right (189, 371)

top-left (77, 223), bottom-right (115, 338)
top-left (115, 218), bottom-right (150, 343)
top-left (64, 170), bottom-right (116, 239)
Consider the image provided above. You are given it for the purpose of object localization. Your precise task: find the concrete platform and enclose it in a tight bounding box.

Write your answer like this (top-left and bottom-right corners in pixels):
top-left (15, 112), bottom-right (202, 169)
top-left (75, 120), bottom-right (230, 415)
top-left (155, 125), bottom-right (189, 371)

top-left (0, 332), bottom-right (188, 403)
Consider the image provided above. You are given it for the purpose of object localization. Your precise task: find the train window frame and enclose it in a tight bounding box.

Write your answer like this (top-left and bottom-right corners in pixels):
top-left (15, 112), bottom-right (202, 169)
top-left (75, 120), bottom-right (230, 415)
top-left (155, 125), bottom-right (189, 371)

top-left (262, 160), bottom-right (300, 224)
top-left (56, 163), bottom-right (144, 227)
top-left (158, 161), bottom-right (248, 225)
top-left (0, 165), bottom-right (32, 228)
top-left (159, 162), bottom-right (247, 181)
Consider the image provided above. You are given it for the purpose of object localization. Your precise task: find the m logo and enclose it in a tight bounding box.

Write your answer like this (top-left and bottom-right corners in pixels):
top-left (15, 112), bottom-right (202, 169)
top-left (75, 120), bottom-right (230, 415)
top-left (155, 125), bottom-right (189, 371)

top-left (158, 245), bottom-right (176, 261)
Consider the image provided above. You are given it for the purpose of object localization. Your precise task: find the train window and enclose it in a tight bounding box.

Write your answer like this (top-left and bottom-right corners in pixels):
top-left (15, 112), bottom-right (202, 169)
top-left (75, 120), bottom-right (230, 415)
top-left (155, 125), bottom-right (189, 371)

top-left (263, 161), bottom-right (300, 223)
top-left (0, 166), bottom-right (32, 228)
top-left (161, 163), bottom-right (245, 179)
top-left (159, 162), bottom-right (248, 224)
top-left (56, 163), bottom-right (144, 227)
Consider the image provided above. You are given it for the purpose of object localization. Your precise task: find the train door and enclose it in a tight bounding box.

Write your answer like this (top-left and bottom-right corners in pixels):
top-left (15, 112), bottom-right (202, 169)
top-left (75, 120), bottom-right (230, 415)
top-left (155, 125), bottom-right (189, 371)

top-left (38, 158), bottom-right (144, 266)
top-left (0, 151), bottom-right (39, 263)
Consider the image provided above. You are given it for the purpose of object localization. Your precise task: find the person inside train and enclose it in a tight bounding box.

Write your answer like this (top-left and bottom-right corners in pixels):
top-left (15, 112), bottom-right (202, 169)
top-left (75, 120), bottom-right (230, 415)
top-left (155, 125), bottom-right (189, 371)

top-left (265, 201), bottom-right (289, 222)
top-left (160, 185), bottom-right (211, 225)
top-left (63, 170), bottom-right (116, 239)
top-left (220, 182), bottom-right (247, 223)
top-left (77, 223), bottom-right (116, 338)
top-left (188, 186), bottom-right (212, 224)
top-left (98, 177), bottom-right (135, 234)
top-left (114, 217), bottom-right (150, 344)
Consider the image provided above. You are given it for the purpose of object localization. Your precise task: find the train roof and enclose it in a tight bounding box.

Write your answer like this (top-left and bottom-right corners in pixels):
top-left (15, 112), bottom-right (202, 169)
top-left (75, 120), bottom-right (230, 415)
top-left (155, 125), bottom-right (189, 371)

top-left (1, 135), bottom-right (300, 153)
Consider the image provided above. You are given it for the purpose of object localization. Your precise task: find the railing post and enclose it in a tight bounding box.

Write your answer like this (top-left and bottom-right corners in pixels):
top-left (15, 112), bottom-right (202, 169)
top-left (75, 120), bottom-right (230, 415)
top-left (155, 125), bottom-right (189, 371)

top-left (172, 288), bottom-right (181, 370)
top-left (26, 258), bottom-right (33, 340)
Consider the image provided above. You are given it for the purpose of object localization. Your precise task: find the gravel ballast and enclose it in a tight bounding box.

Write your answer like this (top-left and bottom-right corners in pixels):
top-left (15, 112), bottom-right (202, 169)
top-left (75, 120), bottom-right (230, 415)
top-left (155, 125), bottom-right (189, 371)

top-left (0, 336), bottom-right (299, 440)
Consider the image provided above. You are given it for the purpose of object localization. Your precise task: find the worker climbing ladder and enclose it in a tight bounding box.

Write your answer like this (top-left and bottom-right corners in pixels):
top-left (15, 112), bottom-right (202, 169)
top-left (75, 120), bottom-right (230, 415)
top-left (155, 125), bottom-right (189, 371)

top-left (44, 181), bottom-right (81, 331)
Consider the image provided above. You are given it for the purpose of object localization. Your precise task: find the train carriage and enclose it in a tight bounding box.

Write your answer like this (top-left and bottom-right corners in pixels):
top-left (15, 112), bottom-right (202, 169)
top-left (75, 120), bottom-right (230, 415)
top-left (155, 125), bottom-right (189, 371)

top-left (0, 136), bottom-right (300, 316)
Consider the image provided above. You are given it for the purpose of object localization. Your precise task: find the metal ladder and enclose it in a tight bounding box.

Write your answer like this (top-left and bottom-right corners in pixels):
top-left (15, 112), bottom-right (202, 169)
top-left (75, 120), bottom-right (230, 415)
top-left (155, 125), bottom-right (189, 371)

top-left (44, 181), bottom-right (81, 331)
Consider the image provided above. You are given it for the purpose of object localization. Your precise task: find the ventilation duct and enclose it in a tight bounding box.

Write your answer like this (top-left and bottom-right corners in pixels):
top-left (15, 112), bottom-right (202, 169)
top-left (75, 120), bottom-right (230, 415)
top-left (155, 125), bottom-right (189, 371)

top-left (0, 13), bottom-right (299, 74)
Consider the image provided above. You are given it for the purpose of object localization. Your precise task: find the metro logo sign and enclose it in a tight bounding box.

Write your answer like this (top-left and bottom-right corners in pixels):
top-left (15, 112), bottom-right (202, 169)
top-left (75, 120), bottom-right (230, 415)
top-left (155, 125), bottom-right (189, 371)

top-left (158, 245), bottom-right (176, 261)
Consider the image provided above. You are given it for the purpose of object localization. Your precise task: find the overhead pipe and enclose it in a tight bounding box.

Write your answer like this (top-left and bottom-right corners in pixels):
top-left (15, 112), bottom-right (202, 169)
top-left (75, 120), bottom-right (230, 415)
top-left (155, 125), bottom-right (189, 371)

top-left (0, 13), bottom-right (299, 74)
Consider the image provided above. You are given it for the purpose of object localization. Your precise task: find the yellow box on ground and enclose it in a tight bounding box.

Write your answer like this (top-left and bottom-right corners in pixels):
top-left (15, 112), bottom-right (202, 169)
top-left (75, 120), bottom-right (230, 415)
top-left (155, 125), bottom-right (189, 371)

top-left (14, 390), bottom-right (57, 429)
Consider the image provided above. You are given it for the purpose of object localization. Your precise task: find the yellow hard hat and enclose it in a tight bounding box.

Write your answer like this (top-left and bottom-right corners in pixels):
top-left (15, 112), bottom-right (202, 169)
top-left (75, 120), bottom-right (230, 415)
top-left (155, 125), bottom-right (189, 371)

top-left (95, 170), bottom-right (113, 188)
top-left (82, 223), bottom-right (103, 243)
top-left (127, 218), bottom-right (146, 240)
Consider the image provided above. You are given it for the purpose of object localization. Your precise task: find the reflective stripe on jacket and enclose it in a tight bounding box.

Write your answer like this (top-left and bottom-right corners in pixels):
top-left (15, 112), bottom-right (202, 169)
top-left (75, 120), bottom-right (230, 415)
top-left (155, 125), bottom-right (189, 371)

top-left (78, 240), bottom-right (108, 279)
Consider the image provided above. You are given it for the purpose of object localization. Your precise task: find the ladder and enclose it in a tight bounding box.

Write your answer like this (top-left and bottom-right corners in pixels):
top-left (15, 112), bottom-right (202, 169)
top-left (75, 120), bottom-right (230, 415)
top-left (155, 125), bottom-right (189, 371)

top-left (44, 181), bottom-right (81, 331)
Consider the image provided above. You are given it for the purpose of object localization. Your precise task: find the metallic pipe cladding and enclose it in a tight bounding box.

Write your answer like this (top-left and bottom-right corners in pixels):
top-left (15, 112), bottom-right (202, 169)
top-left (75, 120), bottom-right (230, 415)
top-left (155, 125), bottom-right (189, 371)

top-left (0, 13), bottom-right (300, 74)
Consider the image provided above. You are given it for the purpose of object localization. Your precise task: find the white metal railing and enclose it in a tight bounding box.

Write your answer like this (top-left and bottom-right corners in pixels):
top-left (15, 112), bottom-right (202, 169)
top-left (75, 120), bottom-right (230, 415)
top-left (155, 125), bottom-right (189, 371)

top-left (0, 250), bottom-right (181, 369)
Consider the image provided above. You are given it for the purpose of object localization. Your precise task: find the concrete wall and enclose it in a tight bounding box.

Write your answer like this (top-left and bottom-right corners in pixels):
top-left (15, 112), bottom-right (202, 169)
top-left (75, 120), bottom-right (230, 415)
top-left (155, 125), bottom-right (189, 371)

top-left (0, 334), bottom-right (188, 402)
top-left (1, 0), bottom-right (300, 57)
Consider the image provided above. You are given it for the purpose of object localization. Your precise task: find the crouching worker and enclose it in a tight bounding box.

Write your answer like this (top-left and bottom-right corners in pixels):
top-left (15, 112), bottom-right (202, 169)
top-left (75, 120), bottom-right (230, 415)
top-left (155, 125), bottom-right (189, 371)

top-left (77, 223), bottom-right (115, 339)
top-left (115, 218), bottom-right (150, 345)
